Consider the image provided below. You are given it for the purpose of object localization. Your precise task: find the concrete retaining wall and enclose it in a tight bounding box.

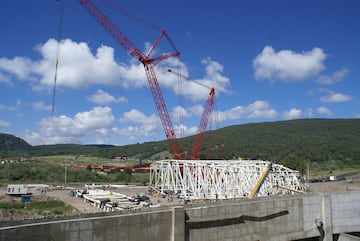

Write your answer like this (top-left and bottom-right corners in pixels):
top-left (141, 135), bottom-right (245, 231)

top-left (185, 195), bottom-right (314, 241)
top-left (0, 210), bottom-right (173, 241)
top-left (1, 191), bottom-right (360, 241)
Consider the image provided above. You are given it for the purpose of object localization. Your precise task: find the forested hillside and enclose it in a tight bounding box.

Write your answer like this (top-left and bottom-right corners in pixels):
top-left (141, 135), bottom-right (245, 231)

top-left (0, 133), bottom-right (32, 156)
top-left (1, 118), bottom-right (360, 172)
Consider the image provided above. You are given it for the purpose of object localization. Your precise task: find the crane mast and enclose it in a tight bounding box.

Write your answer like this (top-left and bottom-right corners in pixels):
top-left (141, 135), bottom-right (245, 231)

top-left (79, 0), bottom-right (184, 159)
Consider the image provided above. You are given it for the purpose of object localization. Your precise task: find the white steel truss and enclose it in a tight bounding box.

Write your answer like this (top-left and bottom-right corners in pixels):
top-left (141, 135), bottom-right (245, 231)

top-left (149, 160), bottom-right (307, 200)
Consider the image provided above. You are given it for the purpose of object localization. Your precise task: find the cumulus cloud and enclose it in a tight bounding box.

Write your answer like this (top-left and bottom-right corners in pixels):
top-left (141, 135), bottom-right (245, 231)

top-left (0, 39), bottom-right (230, 104)
top-left (31, 101), bottom-right (52, 111)
top-left (0, 120), bottom-right (11, 128)
top-left (115, 109), bottom-right (161, 140)
top-left (0, 100), bottom-right (22, 113)
top-left (0, 38), bottom-right (148, 90)
top-left (283, 108), bottom-right (302, 119)
top-left (157, 57), bottom-right (230, 102)
top-left (317, 106), bottom-right (332, 115)
top-left (222, 100), bottom-right (278, 120)
top-left (87, 89), bottom-right (128, 105)
top-left (115, 108), bottom-right (200, 141)
top-left (319, 88), bottom-right (352, 103)
top-left (171, 106), bottom-right (191, 122)
top-left (317, 68), bottom-right (349, 85)
top-left (22, 106), bottom-right (114, 145)
top-left (0, 57), bottom-right (34, 82)
top-left (174, 124), bottom-right (198, 137)
top-left (253, 46), bottom-right (326, 82)
top-left (0, 72), bottom-right (11, 84)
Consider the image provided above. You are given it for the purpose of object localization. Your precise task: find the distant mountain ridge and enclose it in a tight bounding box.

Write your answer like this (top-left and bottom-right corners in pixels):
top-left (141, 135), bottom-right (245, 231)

top-left (1, 118), bottom-right (360, 171)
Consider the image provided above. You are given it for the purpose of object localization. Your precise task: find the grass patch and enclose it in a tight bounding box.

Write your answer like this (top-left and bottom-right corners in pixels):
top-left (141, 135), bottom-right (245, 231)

top-left (0, 200), bottom-right (74, 216)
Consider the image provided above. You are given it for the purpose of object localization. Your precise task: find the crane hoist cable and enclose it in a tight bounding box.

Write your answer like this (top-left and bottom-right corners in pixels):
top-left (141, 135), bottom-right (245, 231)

top-left (164, 68), bottom-right (222, 160)
top-left (51, 0), bottom-right (65, 118)
top-left (99, 0), bottom-right (179, 54)
top-left (99, 0), bottom-right (161, 32)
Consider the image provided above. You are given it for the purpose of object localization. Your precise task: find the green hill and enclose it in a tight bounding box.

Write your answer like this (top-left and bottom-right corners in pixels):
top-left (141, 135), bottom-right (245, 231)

top-left (1, 118), bottom-right (360, 172)
top-left (0, 133), bottom-right (32, 156)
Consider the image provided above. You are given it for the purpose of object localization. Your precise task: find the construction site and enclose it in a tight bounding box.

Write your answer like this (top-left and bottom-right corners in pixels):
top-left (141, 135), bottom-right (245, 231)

top-left (1, 0), bottom-right (360, 240)
top-left (0, 0), bottom-right (309, 221)
top-left (57, 0), bottom-right (307, 203)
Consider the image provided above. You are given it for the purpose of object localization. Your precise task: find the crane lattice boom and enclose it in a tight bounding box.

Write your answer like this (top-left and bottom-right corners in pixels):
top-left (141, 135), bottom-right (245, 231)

top-left (190, 88), bottom-right (216, 160)
top-left (79, 0), bottom-right (184, 159)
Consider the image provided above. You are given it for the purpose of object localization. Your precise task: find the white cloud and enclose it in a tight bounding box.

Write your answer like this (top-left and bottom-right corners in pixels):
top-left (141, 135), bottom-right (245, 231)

top-left (317, 68), bottom-right (349, 85)
top-left (253, 46), bottom-right (326, 82)
top-left (115, 108), bottom-right (200, 141)
top-left (171, 106), bottom-right (191, 122)
top-left (174, 124), bottom-right (198, 137)
top-left (0, 104), bottom-right (6, 112)
top-left (247, 101), bottom-right (278, 118)
top-left (119, 109), bottom-right (157, 124)
top-left (223, 100), bottom-right (278, 120)
top-left (319, 88), bottom-right (352, 103)
top-left (115, 109), bottom-right (161, 140)
top-left (188, 104), bottom-right (204, 118)
top-left (0, 38), bottom-right (147, 91)
top-left (22, 106), bottom-right (114, 145)
top-left (0, 56), bottom-right (34, 82)
top-left (157, 57), bottom-right (230, 102)
top-left (1, 39), bottom-right (230, 105)
top-left (1, 100), bottom-right (22, 113)
top-left (87, 89), bottom-right (128, 105)
top-left (0, 72), bottom-right (11, 84)
top-left (317, 106), bottom-right (332, 115)
top-left (31, 101), bottom-right (52, 111)
top-left (283, 108), bottom-right (302, 119)
top-left (0, 120), bottom-right (11, 128)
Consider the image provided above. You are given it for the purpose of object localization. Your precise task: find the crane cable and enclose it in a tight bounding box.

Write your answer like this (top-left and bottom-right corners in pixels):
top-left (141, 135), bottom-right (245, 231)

top-left (99, 0), bottom-right (161, 32)
top-left (51, 0), bottom-right (65, 118)
top-left (99, 0), bottom-right (179, 54)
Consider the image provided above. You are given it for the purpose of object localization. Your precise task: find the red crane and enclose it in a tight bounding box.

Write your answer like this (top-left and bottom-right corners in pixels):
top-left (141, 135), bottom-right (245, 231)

top-left (166, 69), bottom-right (218, 160)
top-left (79, 0), bottom-right (184, 159)
top-left (190, 87), bottom-right (216, 160)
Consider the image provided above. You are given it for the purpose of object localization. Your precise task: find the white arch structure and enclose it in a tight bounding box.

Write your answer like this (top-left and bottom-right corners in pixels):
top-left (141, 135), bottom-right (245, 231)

top-left (149, 160), bottom-right (307, 200)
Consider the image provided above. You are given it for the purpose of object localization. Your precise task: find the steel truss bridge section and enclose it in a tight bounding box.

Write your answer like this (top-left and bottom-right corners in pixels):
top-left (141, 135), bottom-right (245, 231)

top-left (149, 160), bottom-right (306, 200)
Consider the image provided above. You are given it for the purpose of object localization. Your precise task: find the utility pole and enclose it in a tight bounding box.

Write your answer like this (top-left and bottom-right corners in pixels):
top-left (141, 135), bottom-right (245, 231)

top-left (64, 162), bottom-right (67, 188)
top-left (307, 161), bottom-right (310, 183)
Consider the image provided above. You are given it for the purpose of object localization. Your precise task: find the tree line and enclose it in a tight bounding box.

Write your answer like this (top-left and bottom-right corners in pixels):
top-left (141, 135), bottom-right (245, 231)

top-left (1, 118), bottom-right (360, 173)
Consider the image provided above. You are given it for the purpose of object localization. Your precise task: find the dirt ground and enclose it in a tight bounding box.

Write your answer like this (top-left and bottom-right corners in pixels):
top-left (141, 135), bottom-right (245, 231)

top-left (28, 181), bottom-right (360, 214)
top-left (0, 184), bottom-right (181, 221)
top-left (46, 185), bottom-right (181, 213)
top-left (307, 180), bottom-right (360, 193)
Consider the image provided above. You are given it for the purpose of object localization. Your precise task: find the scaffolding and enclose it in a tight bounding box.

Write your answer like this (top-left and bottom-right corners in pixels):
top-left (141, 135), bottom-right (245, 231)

top-left (149, 160), bottom-right (306, 200)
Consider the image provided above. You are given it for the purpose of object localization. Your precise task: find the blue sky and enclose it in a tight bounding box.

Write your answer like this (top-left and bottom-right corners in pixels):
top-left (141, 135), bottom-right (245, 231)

top-left (0, 0), bottom-right (359, 146)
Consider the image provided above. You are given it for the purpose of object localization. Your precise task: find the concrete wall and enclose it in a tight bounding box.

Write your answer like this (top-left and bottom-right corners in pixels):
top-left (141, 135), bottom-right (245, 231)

top-left (185, 195), bottom-right (315, 241)
top-left (1, 191), bottom-right (360, 241)
top-left (0, 210), bottom-right (173, 241)
top-left (331, 192), bottom-right (360, 234)
top-left (184, 192), bottom-right (360, 241)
